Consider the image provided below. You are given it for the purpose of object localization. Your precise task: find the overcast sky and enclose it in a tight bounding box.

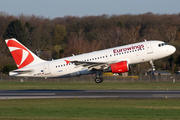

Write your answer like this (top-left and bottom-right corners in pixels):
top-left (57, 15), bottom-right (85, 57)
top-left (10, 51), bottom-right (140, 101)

top-left (0, 0), bottom-right (180, 19)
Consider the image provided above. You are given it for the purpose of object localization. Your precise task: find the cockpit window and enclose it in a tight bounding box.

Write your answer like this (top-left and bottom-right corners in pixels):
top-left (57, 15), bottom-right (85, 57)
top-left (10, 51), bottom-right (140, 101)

top-left (158, 43), bottom-right (167, 47)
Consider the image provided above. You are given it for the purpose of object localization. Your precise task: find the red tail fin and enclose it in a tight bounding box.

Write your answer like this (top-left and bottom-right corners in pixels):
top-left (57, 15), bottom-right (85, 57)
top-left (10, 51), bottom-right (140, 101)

top-left (5, 38), bottom-right (45, 69)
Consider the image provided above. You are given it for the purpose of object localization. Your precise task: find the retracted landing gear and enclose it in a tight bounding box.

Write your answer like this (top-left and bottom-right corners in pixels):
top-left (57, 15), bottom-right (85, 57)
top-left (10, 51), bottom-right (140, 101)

top-left (150, 60), bottom-right (155, 71)
top-left (95, 71), bottom-right (103, 83)
top-left (95, 77), bottom-right (103, 83)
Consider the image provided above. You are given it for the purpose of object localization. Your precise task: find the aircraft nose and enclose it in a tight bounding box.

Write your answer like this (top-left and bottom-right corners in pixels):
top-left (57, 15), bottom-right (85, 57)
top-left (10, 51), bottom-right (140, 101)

top-left (170, 45), bottom-right (176, 54)
top-left (162, 45), bottom-right (176, 56)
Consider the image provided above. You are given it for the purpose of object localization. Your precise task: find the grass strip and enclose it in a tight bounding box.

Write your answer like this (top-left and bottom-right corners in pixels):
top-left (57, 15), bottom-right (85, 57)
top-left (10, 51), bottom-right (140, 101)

top-left (0, 81), bottom-right (180, 90)
top-left (0, 99), bottom-right (180, 120)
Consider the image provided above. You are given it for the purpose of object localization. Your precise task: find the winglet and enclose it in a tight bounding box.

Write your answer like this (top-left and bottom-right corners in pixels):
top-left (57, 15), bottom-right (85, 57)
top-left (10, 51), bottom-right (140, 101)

top-left (64, 60), bottom-right (71, 65)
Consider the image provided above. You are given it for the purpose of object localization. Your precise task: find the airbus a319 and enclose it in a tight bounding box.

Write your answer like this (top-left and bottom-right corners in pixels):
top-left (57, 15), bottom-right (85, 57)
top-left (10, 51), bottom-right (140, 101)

top-left (5, 38), bottom-right (176, 83)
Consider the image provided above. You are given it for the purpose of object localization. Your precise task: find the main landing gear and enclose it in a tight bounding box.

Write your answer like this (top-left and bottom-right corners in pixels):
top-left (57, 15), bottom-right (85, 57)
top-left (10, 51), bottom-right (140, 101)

top-left (95, 71), bottom-right (103, 83)
top-left (95, 77), bottom-right (103, 83)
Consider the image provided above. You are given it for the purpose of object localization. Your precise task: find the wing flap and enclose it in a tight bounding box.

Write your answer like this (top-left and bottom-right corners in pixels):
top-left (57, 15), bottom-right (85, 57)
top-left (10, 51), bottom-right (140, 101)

top-left (70, 60), bottom-right (114, 71)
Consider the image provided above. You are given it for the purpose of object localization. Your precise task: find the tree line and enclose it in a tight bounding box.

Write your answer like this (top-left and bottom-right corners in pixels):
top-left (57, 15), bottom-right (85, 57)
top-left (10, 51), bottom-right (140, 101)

top-left (0, 11), bottom-right (180, 74)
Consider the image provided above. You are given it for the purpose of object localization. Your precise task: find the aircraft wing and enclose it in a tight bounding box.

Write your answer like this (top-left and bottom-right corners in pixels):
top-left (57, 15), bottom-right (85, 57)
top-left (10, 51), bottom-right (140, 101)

top-left (70, 60), bottom-right (116, 71)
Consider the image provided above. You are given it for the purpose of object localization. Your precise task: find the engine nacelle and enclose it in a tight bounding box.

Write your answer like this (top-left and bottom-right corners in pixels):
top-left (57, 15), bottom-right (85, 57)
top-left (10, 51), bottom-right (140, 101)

top-left (110, 61), bottom-right (130, 73)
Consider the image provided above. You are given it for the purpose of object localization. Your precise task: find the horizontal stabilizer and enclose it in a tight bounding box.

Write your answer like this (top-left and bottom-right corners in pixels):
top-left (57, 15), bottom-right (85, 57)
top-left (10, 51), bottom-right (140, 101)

top-left (12, 69), bottom-right (34, 74)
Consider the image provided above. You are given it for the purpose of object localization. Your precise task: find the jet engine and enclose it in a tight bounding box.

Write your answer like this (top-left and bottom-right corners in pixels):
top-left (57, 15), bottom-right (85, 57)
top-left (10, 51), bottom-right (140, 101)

top-left (110, 61), bottom-right (130, 73)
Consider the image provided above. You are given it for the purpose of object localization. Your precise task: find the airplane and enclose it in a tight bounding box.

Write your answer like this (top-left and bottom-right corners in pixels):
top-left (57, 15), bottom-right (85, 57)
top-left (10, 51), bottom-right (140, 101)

top-left (5, 38), bottom-right (176, 83)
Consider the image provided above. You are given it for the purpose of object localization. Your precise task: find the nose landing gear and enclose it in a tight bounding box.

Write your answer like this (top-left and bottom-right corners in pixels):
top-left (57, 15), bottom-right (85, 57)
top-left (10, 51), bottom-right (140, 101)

top-left (150, 60), bottom-right (155, 71)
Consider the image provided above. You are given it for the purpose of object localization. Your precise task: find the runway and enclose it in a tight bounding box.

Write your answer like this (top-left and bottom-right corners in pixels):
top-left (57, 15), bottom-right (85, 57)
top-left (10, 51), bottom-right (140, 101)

top-left (0, 90), bottom-right (180, 99)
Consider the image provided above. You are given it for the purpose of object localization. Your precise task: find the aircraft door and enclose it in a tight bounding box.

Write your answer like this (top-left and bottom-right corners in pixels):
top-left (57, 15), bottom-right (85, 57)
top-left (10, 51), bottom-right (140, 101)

top-left (44, 63), bottom-right (51, 75)
top-left (146, 43), bottom-right (153, 54)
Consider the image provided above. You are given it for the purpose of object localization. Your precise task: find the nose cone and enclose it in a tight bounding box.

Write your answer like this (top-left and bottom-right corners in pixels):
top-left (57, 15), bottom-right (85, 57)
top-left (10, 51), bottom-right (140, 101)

top-left (162, 45), bottom-right (176, 57)
top-left (170, 45), bottom-right (176, 54)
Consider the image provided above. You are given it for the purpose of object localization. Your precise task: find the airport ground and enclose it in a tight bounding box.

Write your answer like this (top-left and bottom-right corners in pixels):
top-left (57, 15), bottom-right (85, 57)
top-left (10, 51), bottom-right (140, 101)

top-left (0, 98), bottom-right (180, 120)
top-left (0, 81), bottom-right (180, 119)
top-left (0, 81), bottom-right (180, 90)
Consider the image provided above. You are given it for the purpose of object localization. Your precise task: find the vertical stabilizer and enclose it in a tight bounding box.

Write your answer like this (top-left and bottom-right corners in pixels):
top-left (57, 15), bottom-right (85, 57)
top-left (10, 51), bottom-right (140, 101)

top-left (5, 38), bottom-right (45, 69)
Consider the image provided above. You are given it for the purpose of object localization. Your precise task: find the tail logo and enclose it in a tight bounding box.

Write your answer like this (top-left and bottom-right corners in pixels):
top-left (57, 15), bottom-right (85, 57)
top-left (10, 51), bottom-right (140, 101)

top-left (6, 39), bottom-right (34, 69)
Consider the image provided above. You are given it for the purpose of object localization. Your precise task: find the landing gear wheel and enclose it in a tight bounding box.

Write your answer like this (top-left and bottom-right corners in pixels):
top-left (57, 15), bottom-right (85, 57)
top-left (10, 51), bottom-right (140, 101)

top-left (95, 77), bottom-right (103, 83)
top-left (100, 77), bottom-right (103, 83)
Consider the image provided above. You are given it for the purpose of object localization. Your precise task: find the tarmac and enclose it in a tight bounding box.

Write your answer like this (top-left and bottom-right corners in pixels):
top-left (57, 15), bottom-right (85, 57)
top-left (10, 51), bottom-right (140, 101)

top-left (0, 90), bottom-right (180, 99)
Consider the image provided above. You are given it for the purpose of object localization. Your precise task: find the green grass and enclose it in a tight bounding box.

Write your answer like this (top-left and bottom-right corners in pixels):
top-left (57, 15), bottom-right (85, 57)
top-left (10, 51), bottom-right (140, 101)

top-left (0, 81), bottom-right (180, 90)
top-left (0, 99), bottom-right (180, 120)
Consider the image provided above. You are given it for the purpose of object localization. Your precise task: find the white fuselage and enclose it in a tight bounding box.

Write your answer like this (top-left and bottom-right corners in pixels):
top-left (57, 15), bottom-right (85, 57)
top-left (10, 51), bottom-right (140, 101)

top-left (9, 40), bottom-right (176, 78)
